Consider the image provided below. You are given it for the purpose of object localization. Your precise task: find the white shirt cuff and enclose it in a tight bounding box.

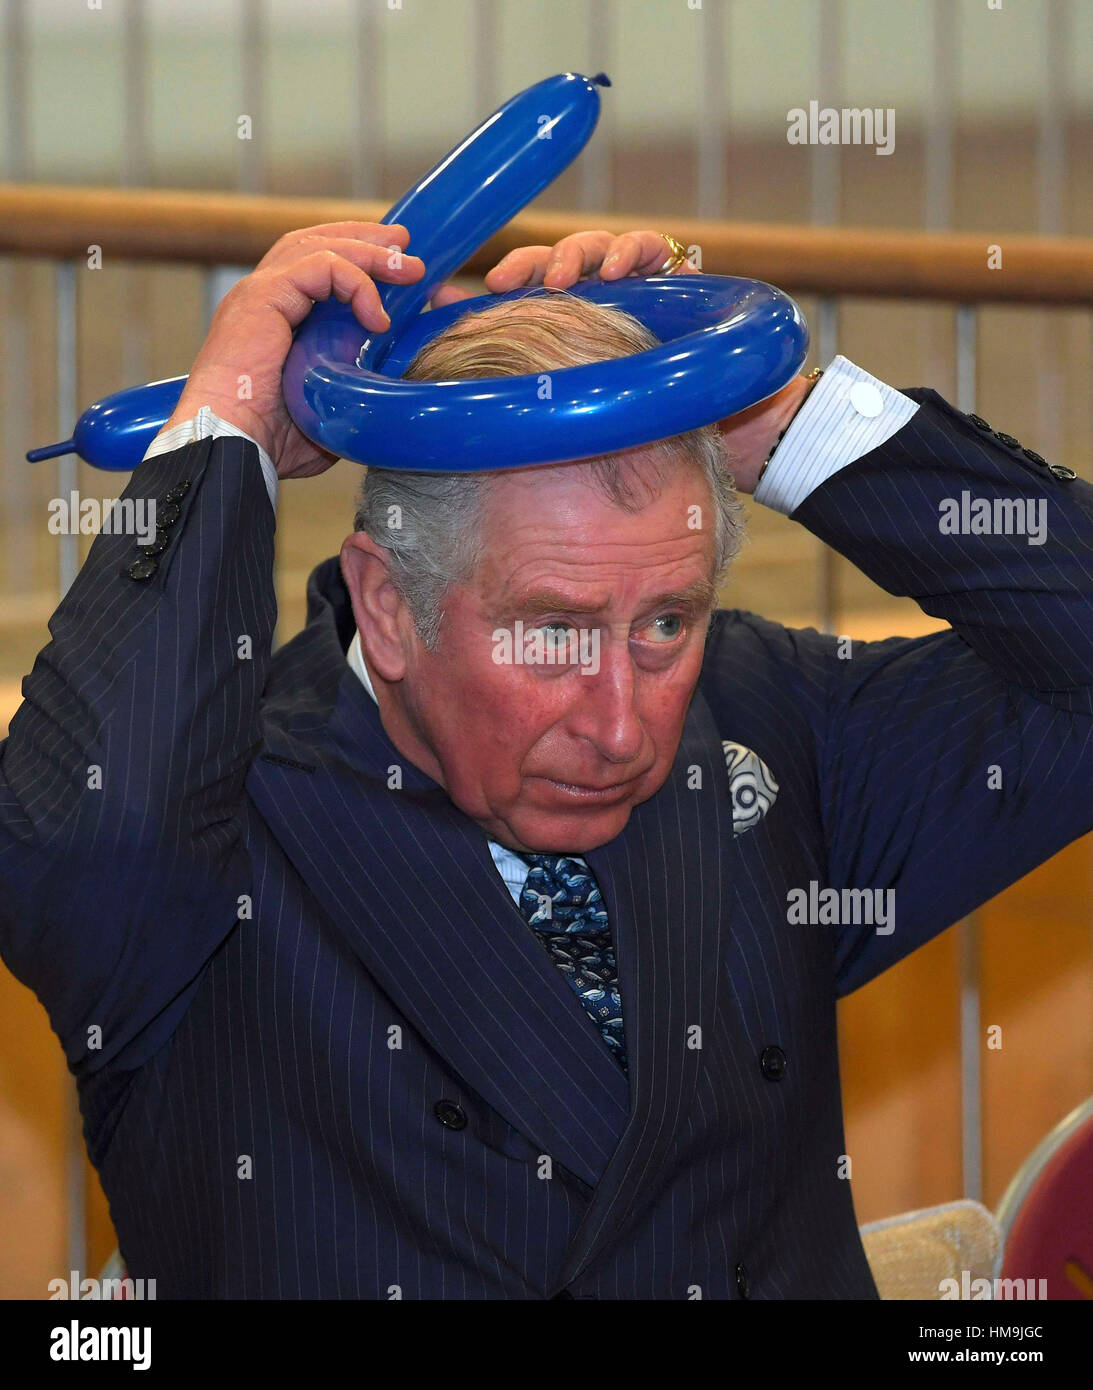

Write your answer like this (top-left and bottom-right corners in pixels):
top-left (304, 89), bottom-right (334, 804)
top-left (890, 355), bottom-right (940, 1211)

top-left (753, 355), bottom-right (920, 516)
top-left (142, 405), bottom-right (278, 511)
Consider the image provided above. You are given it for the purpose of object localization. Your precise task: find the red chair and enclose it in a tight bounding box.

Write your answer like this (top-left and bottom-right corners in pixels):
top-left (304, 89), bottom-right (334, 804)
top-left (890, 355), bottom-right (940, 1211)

top-left (996, 1097), bottom-right (1093, 1300)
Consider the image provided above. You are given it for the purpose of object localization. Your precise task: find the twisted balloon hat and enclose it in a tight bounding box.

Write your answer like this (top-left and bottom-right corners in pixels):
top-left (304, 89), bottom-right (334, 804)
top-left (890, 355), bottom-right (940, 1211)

top-left (28, 72), bottom-right (809, 473)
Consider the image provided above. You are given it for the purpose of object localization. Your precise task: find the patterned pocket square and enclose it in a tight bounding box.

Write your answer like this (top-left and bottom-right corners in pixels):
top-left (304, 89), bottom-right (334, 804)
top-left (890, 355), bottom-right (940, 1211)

top-left (722, 741), bottom-right (779, 835)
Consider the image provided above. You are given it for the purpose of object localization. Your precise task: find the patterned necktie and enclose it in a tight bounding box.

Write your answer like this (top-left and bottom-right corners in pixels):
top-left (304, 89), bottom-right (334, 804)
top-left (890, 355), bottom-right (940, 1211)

top-left (518, 854), bottom-right (628, 1075)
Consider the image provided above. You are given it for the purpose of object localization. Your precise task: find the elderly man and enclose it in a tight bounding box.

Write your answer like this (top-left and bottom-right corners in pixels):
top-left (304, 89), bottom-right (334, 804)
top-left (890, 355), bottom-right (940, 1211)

top-left (2, 223), bottom-right (1091, 1300)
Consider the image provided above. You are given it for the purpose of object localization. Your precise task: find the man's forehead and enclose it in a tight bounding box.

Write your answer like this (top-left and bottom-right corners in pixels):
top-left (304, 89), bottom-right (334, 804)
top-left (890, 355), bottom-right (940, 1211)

top-left (480, 452), bottom-right (711, 536)
top-left (471, 450), bottom-right (718, 608)
top-left (489, 445), bottom-right (695, 495)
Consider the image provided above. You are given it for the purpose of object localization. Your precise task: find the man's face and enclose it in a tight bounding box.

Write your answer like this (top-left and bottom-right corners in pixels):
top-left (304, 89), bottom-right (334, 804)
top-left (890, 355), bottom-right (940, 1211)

top-left (385, 452), bottom-right (718, 853)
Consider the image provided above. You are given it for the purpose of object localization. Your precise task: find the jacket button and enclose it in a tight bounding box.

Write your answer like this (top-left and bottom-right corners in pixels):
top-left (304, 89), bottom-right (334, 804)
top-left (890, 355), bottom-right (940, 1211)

top-left (967, 414), bottom-right (991, 431)
top-left (156, 501), bottom-right (181, 527)
top-left (1049, 464), bottom-right (1077, 481)
top-left (735, 1262), bottom-right (751, 1299)
top-left (994, 431), bottom-right (1020, 448)
top-left (124, 557), bottom-right (158, 581)
top-left (140, 529), bottom-right (170, 557)
top-left (1022, 448), bottom-right (1047, 465)
top-left (434, 1100), bottom-right (467, 1130)
top-left (759, 1045), bottom-right (787, 1081)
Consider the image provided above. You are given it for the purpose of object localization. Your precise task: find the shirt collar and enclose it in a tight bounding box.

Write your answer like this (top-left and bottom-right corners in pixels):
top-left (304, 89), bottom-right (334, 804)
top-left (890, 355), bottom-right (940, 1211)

top-left (347, 629), bottom-right (378, 704)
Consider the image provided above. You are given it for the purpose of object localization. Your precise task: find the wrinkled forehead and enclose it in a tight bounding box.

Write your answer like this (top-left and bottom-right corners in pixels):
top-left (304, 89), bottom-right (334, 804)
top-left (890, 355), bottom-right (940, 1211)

top-left (480, 441), bottom-right (709, 513)
top-left (470, 451), bottom-right (719, 605)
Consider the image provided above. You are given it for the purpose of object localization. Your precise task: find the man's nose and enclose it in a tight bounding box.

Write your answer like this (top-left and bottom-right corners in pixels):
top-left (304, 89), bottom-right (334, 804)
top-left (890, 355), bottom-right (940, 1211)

top-left (566, 641), bottom-right (646, 764)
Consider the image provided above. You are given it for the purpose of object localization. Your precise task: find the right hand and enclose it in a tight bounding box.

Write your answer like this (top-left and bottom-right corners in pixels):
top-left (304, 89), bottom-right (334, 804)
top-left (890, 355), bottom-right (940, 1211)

top-left (164, 222), bottom-right (426, 479)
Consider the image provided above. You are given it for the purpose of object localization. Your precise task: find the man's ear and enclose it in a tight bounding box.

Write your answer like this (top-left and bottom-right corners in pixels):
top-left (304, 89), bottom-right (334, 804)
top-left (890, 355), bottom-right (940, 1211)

top-left (339, 532), bottom-right (412, 683)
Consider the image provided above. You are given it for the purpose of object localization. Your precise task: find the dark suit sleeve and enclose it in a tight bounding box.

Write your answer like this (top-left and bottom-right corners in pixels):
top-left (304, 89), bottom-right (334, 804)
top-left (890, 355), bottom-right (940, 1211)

top-left (745, 389), bottom-right (1093, 995)
top-left (0, 436), bottom-right (277, 1074)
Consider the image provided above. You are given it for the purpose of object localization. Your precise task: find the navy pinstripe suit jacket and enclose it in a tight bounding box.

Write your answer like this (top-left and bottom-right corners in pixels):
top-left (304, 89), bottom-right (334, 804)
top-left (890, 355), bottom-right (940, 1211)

top-left (3, 388), bottom-right (1092, 1298)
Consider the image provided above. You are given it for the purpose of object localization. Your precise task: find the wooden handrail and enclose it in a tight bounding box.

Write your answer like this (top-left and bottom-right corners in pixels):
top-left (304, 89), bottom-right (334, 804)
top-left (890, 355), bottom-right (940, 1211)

top-left (3, 182), bottom-right (1093, 306)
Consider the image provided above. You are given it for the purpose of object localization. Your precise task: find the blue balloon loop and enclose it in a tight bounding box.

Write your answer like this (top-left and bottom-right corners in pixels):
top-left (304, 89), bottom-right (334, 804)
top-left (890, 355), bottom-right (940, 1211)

top-left (283, 275), bottom-right (808, 471)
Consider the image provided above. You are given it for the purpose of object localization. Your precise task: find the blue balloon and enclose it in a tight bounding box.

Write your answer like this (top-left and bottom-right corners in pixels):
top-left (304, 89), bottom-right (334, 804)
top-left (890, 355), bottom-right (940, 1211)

top-left (26, 375), bottom-right (187, 468)
top-left (351, 70), bottom-right (608, 371)
top-left (288, 275), bottom-right (807, 470)
top-left (27, 70), bottom-right (809, 473)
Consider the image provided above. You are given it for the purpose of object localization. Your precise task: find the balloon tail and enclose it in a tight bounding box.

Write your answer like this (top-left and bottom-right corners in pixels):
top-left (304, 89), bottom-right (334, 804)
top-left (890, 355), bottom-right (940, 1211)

top-left (26, 439), bottom-right (76, 462)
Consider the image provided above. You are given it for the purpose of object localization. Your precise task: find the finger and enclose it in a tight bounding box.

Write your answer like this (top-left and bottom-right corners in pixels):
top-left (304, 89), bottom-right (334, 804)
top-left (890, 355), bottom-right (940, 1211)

top-left (259, 234), bottom-right (423, 285)
top-left (428, 283), bottom-right (475, 308)
top-left (598, 232), bottom-right (649, 279)
top-left (484, 232), bottom-right (616, 292)
top-left (540, 231), bottom-right (615, 288)
top-left (257, 250), bottom-right (392, 332)
top-left (258, 221), bottom-right (412, 270)
top-left (483, 245), bottom-right (557, 291)
top-left (269, 221), bottom-right (411, 253)
top-left (601, 230), bottom-right (681, 279)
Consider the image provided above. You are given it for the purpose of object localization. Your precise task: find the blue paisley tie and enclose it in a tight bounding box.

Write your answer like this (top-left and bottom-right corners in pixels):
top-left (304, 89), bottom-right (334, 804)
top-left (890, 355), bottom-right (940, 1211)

top-left (518, 855), bottom-right (628, 1075)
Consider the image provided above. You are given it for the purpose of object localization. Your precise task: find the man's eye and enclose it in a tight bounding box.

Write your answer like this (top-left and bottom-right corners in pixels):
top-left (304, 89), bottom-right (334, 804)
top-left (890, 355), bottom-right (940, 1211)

top-left (537, 622), bottom-right (574, 649)
top-left (641, 614), bottom-right (684, 643)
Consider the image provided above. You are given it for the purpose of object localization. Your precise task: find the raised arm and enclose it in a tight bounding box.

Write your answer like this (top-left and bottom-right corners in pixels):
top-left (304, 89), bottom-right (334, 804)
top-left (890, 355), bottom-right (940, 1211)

top-left (0, 222), bottom-right (423, 1074)
top-left (707, 383), bottom-right (1093, 994)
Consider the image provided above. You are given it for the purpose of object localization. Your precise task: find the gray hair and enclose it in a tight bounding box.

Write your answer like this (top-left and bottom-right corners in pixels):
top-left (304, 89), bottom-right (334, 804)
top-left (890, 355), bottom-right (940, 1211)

top-left (353, 290), bottom-right (743, 648)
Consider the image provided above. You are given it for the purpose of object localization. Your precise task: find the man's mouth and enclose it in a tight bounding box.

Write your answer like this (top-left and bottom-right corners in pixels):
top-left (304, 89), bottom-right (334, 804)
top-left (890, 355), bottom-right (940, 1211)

top-left (535, 776), bottom-right (638, 804)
